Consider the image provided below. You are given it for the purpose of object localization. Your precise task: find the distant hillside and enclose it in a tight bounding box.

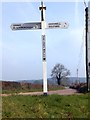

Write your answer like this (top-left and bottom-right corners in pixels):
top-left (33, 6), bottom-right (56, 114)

top-left (15, 77), bottom-right (86, 86)
top-left (1, 77), bottom-right (86, 87)
top-left (69, 77), bottom-right (86, 83)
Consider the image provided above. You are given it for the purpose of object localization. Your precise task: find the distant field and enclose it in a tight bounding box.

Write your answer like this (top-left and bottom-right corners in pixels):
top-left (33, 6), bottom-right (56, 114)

top-left (2, 85), bottom-right (64, 94)
top-left (2, 94), bottom-right (89, 118)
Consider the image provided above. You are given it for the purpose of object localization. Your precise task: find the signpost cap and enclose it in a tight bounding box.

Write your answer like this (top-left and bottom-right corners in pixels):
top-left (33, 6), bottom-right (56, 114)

top-left (39, 1), bottom-right (46, 10)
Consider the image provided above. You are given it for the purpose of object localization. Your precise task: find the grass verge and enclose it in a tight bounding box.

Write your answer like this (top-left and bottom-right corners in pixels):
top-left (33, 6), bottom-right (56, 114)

top-left (2, 94), bottom-right (89, 119)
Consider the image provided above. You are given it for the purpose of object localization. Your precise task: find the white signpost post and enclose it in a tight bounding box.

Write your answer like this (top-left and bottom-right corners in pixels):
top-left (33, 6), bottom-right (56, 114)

top-left (10, 1), bottom-right (69, 95)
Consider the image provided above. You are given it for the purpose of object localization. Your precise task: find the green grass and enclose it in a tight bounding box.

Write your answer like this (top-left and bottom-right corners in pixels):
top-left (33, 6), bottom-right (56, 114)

top-left (2, 88), bottom-right (42, 94)
top-left (2, 94), bottom-right (89, 118)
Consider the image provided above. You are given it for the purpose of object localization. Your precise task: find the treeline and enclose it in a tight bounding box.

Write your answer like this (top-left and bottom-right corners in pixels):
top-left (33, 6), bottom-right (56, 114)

top-left (1, 81), bottom-right (64, 93)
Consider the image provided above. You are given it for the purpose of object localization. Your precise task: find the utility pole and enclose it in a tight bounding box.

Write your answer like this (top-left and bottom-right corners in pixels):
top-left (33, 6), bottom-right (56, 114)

top-left (77, 69), bottom-right (79, 84)
top-left (10, 1), bottom-right (69, 95)
top-left (85, 1), bottom-right (90, 92)
top-left (85, 7), bottom-right (89, 92)
top-left (89, 62), bottom-right (90, 91)
top-left (88, 1), bottom-right (90, 92)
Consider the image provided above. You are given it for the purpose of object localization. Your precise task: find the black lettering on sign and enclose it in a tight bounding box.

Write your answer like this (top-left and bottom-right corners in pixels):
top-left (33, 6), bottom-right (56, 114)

top-left (42, 35), bottom-right (45, 40)
top-left (42, 39), bottom-right (45, 48)
top-left (48, 25), bottom-right (60, 28)
top-left (42, 48), bottom-right (46, 59)
top-left (48, 23), bottom-right (60, 25)
top-left (42, 48), bottom-right (46, 61)
top-left (42, 35), bottom-right (46, 61)
top-left (43, 58), bottom-right (46, 61)
top-left (42, 35), bottom-right (46, 49)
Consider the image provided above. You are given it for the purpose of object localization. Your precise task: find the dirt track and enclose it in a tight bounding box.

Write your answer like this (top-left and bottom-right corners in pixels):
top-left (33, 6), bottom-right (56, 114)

top-left (0, 88), bottom-right (81, 96)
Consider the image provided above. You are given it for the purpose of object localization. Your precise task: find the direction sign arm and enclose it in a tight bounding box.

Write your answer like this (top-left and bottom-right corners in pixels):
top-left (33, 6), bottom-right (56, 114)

top-left (10, 22), bottom-right (41, 30)
top-left (46, 22), bottom-right (69, 29)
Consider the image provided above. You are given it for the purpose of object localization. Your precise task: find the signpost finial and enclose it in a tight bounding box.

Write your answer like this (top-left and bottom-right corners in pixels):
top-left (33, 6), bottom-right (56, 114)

top-left (39, 1), bottom-right (46, 21)
top-left (39, 1), bottom-right (46, 10)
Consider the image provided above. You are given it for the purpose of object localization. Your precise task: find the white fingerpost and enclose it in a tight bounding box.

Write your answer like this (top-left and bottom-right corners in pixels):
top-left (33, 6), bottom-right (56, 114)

top-left (10, 1), bottom-right (69, 95)
top-left (39, 1), bottom-right (48, 95)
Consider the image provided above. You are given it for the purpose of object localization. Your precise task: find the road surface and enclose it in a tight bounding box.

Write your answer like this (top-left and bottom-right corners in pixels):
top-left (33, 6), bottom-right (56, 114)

top-left (0, 88), bottom-right (81, 96)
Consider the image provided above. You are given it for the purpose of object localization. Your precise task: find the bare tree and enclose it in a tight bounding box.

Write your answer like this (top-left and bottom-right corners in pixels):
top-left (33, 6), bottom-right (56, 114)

top-left (51, 63), bottom-right (70, 85)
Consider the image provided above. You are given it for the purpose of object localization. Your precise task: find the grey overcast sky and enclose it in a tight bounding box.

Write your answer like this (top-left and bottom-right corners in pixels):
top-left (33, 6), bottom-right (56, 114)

top-left (1, 1), bottom-right (90, 81)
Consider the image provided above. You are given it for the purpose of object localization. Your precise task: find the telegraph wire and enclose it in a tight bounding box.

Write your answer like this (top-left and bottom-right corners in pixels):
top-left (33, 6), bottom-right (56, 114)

top-left (77, 30), bottom-right (85, 71)
top-left (76, 0), bottom-right (87, 78)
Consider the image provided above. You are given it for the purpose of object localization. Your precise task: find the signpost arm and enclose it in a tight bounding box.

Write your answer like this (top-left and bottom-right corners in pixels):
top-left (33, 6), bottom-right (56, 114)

top-left (39, 1), bottom-right (48, 95)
